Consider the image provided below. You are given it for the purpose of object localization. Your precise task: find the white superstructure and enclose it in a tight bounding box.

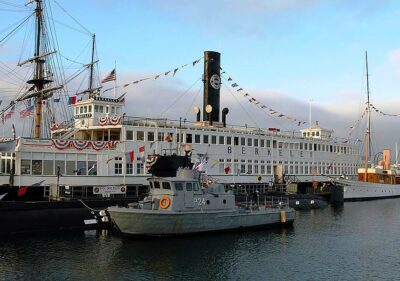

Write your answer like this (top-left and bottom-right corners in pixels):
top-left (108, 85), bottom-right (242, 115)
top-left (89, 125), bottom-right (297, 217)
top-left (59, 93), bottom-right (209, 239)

top-left (0, 93), bottom-right (361, 198)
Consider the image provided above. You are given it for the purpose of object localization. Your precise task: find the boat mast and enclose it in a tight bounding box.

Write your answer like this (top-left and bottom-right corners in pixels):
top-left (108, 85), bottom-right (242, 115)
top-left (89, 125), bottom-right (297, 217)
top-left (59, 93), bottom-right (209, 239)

top-left (33, 0), bottom-right (44, 138)
top-left (89, 34), bottom-right (96, 93)
top-left (88, 34), bottom-right (96, 97)
top-left (365, 51), bottom-right (371, 182)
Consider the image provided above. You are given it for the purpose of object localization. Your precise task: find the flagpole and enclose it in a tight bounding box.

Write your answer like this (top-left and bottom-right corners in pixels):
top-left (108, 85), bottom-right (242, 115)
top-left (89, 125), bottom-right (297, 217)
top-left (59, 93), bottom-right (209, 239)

top-left (123, 139), bottom-right (126, 191)
top-left (114, 61), bottom-right (117, 99)
top-left (232, 131), bottom-right (235, 185)
top-left (309, 99), bottom-right (312, 129)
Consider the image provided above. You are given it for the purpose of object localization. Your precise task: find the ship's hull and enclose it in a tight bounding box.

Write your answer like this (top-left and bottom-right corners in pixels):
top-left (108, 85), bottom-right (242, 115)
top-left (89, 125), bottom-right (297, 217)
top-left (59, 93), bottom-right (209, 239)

top-left (0, 199), bottom-right (134, 235)
top-left (334, 178), bottom-right (400, 201)
top-left (108, 207), bottom-right (295, 236)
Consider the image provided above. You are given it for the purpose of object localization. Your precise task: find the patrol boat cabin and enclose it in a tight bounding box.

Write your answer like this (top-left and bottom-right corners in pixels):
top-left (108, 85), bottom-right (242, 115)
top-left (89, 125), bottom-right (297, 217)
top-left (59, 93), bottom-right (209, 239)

top-left (108, 169), bottom-right (295, 236)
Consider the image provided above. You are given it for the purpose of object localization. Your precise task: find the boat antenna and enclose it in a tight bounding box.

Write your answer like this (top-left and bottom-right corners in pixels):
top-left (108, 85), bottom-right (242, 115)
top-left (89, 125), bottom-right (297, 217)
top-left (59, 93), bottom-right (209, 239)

top-left (365, 51), bottom-right (371, 182)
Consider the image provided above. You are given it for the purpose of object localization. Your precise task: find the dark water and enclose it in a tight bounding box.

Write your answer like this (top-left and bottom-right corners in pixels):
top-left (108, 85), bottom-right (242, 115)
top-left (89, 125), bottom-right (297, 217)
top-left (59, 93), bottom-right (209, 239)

top-left (1, 200), bottom-right (400, 281)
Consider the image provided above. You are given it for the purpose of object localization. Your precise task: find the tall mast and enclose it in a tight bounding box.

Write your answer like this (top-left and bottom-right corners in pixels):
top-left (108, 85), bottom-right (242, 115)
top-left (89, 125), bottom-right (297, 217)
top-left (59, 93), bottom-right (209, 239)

top-left (33, 0), bottom-right (44, 138)
top-left (16, 0), bottom-right (62, 138)
top-left (88, 34), bottom-right (95, 97)
top-left (364, 51), bottom-right (371, 182)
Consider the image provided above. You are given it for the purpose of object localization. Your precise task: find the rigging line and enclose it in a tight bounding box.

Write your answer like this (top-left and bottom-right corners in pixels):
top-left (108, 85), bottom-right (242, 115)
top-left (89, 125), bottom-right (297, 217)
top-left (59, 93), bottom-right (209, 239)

top-left (64, 67), bottom-right (87, 84)
top-left (221, 79), bottom-right (260, 129)
top-left (0, 0), bottom-right (32, 9)
top-left (52, 0), bottom-right (92, 36)
top-left (157, 76), bottom-right (202, 118)
top-left (221, 67), bottom-right (306, 126)
top-left (50, 18), bottom-right (92, 36)
top-left (0, 12), bottom-right (34, 45)
top-left (18, 13), bottom-right (34, 65)
top-left (59, 52), bottom-right (86, 66)
top-left (45, 3), bottom-right (73, 122)
top-left (0, 63), bottom-right (29, 85)
top-left (184, 84), bottom-right (203, 119)
top-left (222, 74), bottom-right (290, 130)
top-left (0, 8), bottom-right (34, 12)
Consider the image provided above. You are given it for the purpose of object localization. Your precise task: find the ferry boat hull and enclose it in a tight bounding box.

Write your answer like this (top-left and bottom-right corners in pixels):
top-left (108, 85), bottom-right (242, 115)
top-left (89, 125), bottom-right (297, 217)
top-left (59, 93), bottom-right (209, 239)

top-left (108, 207), bottom-right (295, 236)
top-left (333, 178), bottom-right (400, 201)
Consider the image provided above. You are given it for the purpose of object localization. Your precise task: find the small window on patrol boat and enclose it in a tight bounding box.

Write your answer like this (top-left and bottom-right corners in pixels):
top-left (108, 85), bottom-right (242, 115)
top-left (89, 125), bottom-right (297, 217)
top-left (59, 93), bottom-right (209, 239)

top-left (175, 182), bottom-right (183, 191)
top-left (153, 181), bottom-right (160, 189)
top-left (186, 182), bottom-right (192, 191)
top-left (193, 183), bottom-right (200, 191)
top-left (162, 182), bottom-right (171, 190)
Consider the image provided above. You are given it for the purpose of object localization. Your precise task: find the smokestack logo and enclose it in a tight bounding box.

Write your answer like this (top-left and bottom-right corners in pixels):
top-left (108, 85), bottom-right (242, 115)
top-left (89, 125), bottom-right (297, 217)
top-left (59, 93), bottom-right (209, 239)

top-left (210, 74), bottom-right (221, 89)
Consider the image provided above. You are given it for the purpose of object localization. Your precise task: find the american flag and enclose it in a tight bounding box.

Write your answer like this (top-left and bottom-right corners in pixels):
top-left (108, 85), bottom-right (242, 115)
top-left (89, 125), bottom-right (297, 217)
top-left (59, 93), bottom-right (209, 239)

top-left (101, 69), bottom-right (116, 83)
top-left (20, 105), bottom-right (35, 118)
top-left (2, 105), bottom-right (15, 124)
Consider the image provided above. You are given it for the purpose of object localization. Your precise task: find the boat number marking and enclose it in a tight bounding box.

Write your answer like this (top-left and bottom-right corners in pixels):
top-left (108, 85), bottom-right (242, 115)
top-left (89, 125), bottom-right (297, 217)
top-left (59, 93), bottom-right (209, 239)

top-left (193, 198), bottom-right (206, 206)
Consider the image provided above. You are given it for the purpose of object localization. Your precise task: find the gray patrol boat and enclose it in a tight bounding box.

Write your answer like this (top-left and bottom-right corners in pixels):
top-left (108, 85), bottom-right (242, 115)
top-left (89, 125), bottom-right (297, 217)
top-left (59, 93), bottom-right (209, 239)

top-left (108, 168), bottom-right (295, 236)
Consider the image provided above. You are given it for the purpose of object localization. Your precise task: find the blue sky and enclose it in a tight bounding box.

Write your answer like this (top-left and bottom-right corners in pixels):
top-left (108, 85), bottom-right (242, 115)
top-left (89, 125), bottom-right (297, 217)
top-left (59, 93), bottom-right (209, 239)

top-left (1, 0), bottom-right (400, 153)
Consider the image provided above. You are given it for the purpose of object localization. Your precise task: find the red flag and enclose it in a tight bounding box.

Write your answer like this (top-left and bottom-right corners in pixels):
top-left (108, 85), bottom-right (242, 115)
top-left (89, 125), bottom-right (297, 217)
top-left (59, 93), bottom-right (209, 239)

top-left (68, 96), bottom-right (76, 105)
top-left (128, 150), bottom-right (134, 162)
top-left (164, 134), bottom-right (172, 142)
top-left (139, 146), bottom-right (145, 162)
top-left (224, 166), bottom-right (230, 174)
top-left (18, 186), bottom-right (28, 197)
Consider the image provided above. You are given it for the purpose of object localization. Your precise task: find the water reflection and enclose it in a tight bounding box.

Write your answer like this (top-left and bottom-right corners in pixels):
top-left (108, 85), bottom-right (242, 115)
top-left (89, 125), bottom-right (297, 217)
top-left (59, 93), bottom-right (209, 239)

top-left (1, 200), bottom-right (400, 280)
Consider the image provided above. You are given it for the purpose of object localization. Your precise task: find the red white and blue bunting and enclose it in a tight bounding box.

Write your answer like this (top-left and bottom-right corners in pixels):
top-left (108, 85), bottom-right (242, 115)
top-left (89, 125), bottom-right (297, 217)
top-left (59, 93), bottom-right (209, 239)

top-left (145, 155), bottom-right (160, 169)
top-left (71, 140), bottom-right (90, 150)
top-left (52, 139), bottom-right (70, 150)
top-left (98, 117), bottom-right (108, 126)
top-left (52, 140), bottom-right (118, 151)
top-left (110, 116), bottom-right (121, 125)
top-left (98, 116), bottom-right (122, 126)
top-left (91, 140), bottom-right (108, 151)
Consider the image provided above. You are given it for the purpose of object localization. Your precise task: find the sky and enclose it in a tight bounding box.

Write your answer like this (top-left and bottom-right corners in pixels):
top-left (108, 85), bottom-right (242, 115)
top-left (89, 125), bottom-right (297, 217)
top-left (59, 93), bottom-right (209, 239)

top-left (1, 0), bottom-right (400, 155)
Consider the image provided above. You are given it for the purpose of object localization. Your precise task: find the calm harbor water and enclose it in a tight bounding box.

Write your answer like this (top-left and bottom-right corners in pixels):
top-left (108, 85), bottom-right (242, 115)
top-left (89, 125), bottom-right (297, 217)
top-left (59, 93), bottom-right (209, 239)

top-left (1, 199), bottom-right (400, 281)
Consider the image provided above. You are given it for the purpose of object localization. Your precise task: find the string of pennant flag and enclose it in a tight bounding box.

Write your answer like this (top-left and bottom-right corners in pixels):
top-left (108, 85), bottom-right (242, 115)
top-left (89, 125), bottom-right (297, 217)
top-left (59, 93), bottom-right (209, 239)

top-left (341, 102), bottom-right (400, 143)
top-left (115, 57), bottom-right (203, 90)
top-left (369, 103), bottom-right (400, 117)
top-left (220, 67), bottom-right (308, 126)
top-left (342, 107), bottom-right (368, 143)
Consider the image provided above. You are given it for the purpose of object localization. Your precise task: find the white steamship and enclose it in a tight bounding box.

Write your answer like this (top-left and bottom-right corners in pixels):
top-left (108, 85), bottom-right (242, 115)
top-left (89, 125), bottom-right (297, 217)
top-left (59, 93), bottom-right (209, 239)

top-left (0, 50), bottom-right (361, 200)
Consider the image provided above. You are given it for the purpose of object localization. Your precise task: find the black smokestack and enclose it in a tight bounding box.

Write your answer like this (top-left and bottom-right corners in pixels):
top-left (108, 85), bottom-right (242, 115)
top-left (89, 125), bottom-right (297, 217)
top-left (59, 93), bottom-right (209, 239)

top-left (203, 51), bottom-right (221, 122)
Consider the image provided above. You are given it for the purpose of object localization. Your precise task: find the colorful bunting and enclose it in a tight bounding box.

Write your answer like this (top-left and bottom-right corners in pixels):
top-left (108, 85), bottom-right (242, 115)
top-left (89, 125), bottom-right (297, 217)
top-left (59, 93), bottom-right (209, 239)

top-left (193, 59), bottom-right (201, 66)
top-left (220, 67), bottom-right (307, 126)
top-left (120, 57), bottom-right (202, 89)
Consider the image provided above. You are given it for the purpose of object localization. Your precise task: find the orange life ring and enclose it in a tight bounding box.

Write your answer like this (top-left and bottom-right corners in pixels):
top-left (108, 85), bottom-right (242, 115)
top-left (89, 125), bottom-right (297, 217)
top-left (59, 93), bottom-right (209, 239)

top-left (159, 196), bottom-right (171, 209)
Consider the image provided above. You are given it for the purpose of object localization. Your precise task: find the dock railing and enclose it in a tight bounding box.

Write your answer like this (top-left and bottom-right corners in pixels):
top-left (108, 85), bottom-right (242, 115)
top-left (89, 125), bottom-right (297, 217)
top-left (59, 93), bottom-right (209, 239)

top-left (237, 196), bottom-right (289, 210)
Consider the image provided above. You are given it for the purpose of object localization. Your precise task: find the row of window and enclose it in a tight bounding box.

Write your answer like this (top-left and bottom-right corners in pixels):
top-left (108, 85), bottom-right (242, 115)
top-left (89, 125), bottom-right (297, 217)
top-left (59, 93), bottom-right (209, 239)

top-left (216, 159), bottom-right (357, 176)
top-left (126, 130), bottom-right (357, 155)
top-left (149, 180), bottom-right (201, 192)
top-left (74, 104), bottom-right (121, 115)
top-left (20, 159), bottom-right (97, 176)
